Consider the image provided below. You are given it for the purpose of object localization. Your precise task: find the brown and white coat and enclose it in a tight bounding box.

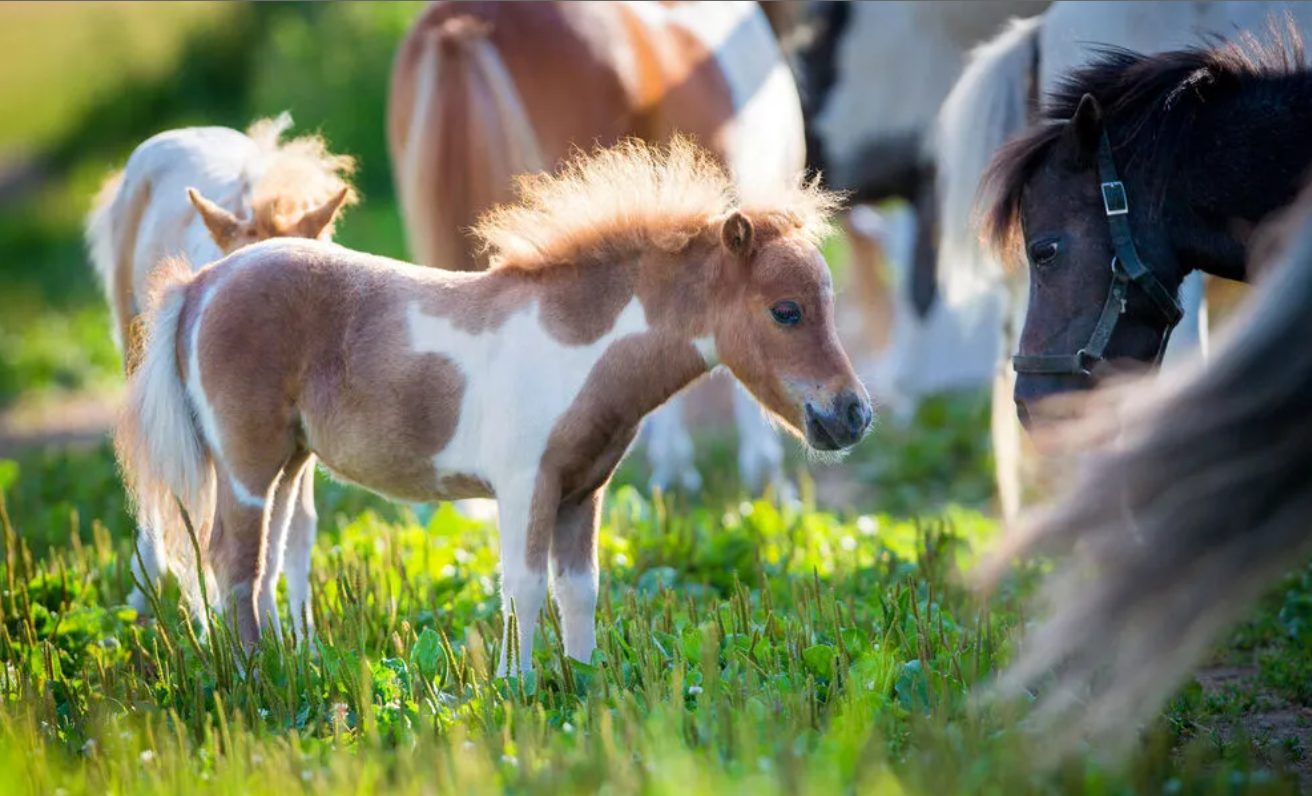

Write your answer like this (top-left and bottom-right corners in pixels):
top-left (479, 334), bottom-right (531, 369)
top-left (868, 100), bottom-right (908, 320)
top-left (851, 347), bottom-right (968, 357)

top-left (116, 139), bottom-right (870, 671)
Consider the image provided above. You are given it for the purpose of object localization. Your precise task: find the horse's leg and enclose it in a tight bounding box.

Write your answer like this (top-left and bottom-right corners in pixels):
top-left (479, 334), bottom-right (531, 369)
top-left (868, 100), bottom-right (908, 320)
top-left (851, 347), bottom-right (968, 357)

top-left (494, 475), bottom-right (554, 677)
top-left (256, 451), bottom-right (310, 643)
top-left (994, 274), bottom-right (1027, 521)
top-left (1163, 270), bottom-right (1208, 365)
top-left (127, 527), bottom-right (166, 615)
top-left (283, 457), bottom-right (318, 642)
top-left (992, 360), bottom-right (1023, 521)
top-left (551, 489), bottom-right (602, 663)
top-left (208, 436), bottom-right (299, 651)
top-left (644, 396), bottom-right (701, 493)
top-left (732, 385), bottom-right (788, 498)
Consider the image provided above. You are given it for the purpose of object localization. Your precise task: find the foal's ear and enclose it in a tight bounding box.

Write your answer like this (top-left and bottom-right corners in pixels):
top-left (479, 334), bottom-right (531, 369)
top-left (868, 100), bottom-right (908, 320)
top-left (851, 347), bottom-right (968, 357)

top-left (721, 211), bottom-right (754, 258)
top-left (1067, 93), bottom-right (1104, 158)
top-left (187, 188), bottom-right (245, 251)
top-left (294, 187), bottom-right (353, 240)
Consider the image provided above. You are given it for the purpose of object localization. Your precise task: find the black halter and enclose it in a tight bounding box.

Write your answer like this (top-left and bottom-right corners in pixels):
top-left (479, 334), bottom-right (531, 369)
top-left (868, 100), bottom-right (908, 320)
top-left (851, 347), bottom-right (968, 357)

top-left (1012, 132), bottom-right (1184, 377)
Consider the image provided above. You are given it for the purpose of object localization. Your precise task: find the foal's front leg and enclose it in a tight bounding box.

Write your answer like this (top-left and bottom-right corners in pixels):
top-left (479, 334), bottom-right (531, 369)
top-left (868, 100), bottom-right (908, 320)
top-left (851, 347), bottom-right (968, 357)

top-left (552, 489), bottom-right (602, 663)
top-left (494, 475), bottom-right (555, 677)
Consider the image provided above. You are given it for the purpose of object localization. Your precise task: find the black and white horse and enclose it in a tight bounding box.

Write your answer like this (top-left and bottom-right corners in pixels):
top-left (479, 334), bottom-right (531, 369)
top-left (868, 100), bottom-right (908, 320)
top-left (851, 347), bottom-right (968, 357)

top-left (796, 0), bottom-right (1040, 420)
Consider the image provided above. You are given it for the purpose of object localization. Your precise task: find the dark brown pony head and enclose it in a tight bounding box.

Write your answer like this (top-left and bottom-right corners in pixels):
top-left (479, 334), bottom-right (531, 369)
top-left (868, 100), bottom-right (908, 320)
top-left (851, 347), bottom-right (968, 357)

top-left (979, 29), bottom-right (1307, 428)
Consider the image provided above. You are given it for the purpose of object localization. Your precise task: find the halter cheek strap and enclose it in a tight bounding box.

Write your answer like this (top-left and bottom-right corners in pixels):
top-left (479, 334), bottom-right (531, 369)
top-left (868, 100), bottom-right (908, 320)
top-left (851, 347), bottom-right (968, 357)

top-left (1012, 131), bottom-right (1184, 378)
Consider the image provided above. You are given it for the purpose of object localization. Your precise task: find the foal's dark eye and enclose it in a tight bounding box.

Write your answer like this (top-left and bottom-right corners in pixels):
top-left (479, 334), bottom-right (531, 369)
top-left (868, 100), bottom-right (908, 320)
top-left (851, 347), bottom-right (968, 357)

top-left (770, 300), bottom-right (803, 326)
top-left (1028, 237), bottom-right (1061, 267)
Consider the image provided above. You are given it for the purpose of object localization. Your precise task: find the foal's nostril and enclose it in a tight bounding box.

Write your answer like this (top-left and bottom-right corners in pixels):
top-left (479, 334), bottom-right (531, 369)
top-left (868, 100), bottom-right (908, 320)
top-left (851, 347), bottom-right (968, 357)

top-left (837, 392), bottom-right (870, 437)
top-left (845, 400), bottom-right (864, 433)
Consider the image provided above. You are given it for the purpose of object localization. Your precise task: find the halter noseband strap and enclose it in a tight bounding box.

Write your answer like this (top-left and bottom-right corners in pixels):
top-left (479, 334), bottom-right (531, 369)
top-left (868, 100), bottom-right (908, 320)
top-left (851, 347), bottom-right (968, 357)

top-left (1012, 131), bottom-right (1185, 378)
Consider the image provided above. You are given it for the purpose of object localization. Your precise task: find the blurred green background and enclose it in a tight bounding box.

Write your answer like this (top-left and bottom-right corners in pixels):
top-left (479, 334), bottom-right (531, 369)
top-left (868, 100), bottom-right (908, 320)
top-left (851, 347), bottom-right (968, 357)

top-left (0, 2), bottom-right (422, 414)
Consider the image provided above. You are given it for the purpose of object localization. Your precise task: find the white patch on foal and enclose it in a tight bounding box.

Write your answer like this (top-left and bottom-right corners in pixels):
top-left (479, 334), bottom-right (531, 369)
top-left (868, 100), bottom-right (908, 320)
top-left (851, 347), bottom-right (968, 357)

top-left (407, 296), bottom-right (648, 673)
top-left (407, 296), bottom-right (648, 488)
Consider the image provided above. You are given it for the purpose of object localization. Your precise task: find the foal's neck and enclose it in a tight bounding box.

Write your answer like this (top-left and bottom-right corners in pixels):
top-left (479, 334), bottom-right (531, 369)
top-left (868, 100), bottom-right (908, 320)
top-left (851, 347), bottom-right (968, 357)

top-left (496, 241), bottom-right (720, 423)
top-left (1171, 72), bottom-right (1312, 281)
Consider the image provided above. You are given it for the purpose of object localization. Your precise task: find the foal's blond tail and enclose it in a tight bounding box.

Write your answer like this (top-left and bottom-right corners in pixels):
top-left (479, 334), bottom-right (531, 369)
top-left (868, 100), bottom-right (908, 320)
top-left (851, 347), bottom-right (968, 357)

top-left (390, 14), bottom-right (545, 270)
top-left (115, 257), bottom-right (216, 607)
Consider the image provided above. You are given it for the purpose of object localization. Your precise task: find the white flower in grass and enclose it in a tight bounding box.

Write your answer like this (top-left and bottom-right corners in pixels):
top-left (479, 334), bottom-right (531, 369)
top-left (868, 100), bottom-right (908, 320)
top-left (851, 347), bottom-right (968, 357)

top-left (139, 749), bottom-right (155, 765)
top-left (562, 722), bottom-right (575, 734)
top-left (614, 553), bottom-right (629, 567)
top-left (840, 535), bottom-right (857, 552)
top-left (687, 685), bottom-right (703, 696)
top-left (857, 516), bottom-right (878, 537)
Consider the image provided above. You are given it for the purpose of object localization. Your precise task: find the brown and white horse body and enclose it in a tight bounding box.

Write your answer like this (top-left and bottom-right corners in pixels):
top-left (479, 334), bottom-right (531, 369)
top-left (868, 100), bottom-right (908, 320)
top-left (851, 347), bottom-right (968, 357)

top-left (388, 0), bottom-right (803, 496)
top-left (87, 114), bottom-right (354, 633)
top-left (118, 141), bottom-right (868, 671)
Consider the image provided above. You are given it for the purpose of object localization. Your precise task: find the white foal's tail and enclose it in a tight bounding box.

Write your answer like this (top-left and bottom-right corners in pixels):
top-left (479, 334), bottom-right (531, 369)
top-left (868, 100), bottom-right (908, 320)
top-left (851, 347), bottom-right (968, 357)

top-left (85, 171), bottom-right (122, 304)
top-left (114, 256), bottom-right (216, 611)
top-left (933, 15), bottom-right (1042, 305)
top-left (86, 170), bottom-right (131, 350)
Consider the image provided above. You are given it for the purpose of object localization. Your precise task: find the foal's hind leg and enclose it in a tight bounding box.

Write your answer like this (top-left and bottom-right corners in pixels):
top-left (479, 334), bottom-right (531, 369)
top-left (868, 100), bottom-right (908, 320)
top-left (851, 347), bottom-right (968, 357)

top-left (208, 445), bottom-right (299, 650)
top-left (283, 457), bottom-right (319, 642)
top-left (127, 526), bottom-right (166, 614)
top-left (257, 450), bottom-right (311, 642)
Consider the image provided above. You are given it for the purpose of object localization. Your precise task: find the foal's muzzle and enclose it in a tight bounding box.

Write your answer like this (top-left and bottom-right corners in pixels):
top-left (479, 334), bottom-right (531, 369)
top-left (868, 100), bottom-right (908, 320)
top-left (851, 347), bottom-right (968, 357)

top-left (804, 391), bottom-right (872, 450)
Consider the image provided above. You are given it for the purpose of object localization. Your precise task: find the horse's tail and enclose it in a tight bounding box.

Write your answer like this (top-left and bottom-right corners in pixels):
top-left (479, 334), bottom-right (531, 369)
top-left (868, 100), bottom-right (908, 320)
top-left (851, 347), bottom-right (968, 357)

top-left (114, 257), bottom-right (216, 609)
top-left (983, 196), bottom-right (1312, 752)
top-left (389, 14), bottom-right (544, 270)
top-left (86, 168), bottom-right (149, 358)
top-left (932, 15), bottom-right (1042, 304)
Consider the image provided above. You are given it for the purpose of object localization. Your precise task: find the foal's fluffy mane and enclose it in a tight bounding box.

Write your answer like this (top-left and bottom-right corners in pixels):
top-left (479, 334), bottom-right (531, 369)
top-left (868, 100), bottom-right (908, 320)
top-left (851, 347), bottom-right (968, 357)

top-left (245, 113), bottom-right (359, 232)
top-left (473, 137), bottom-right (842, 271)
top-left (979, 22), bottom-right (1305, 262)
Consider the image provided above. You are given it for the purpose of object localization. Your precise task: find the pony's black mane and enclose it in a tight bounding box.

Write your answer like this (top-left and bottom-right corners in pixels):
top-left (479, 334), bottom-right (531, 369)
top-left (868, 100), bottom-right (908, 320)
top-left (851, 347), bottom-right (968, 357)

top-left (979, 25), bottom-right (1306, 260)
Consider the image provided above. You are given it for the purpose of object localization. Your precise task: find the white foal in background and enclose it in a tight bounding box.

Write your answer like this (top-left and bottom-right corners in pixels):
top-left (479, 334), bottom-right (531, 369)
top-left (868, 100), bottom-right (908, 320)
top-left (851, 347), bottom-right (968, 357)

top-left (115, 139), bottom-right (871, 671)
top-left (87, 113), bottom-right (356, 636)
top-left (933, 1), bottom-right (1312, 517)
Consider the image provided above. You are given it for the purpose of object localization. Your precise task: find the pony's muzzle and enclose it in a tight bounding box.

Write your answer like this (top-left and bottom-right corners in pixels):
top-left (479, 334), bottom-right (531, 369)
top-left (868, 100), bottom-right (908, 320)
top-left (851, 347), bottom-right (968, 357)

top-left (804, 391), bottom-right (872, 450)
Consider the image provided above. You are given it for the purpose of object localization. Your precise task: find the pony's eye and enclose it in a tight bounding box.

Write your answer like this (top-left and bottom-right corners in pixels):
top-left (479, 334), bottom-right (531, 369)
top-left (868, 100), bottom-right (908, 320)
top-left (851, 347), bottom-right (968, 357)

top-left (1028, 237), bottom-right (1061, 266)
top-left (770, 300), bottom-right (803, 326)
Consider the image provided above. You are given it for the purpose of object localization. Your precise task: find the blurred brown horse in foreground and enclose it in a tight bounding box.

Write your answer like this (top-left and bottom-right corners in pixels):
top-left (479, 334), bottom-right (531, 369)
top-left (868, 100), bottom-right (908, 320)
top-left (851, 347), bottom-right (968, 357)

top-left (984, 182), bottom-right (1312, 753)
top-left (388, 1), bottom-right (806, 496)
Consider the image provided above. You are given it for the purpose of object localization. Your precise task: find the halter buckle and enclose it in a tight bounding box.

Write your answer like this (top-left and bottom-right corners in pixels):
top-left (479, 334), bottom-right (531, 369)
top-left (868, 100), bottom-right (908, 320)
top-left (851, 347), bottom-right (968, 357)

top-left (1101, 181), bottom-right (1129, 216)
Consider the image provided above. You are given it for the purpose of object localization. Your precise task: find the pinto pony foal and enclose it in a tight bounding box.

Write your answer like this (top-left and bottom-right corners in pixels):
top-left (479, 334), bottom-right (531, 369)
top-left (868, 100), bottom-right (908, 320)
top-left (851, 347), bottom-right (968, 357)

top-left (116, 139), bottom-right (871, 671)
top-left (87, 114), bottom-right (356, 632)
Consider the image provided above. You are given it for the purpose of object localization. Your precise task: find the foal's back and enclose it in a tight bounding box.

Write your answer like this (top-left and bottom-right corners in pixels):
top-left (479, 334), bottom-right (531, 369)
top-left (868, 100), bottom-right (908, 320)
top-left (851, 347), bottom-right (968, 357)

top-left (180, 240), bottom-right (482, 501)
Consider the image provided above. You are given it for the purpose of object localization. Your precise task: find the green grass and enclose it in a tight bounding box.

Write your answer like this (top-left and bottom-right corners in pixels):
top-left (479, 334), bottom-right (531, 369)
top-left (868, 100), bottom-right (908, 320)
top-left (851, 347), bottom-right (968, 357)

top-left (1, 435), bottom-right (1310, 795)
top-left (3, 4), bottom-right (1312, 792)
